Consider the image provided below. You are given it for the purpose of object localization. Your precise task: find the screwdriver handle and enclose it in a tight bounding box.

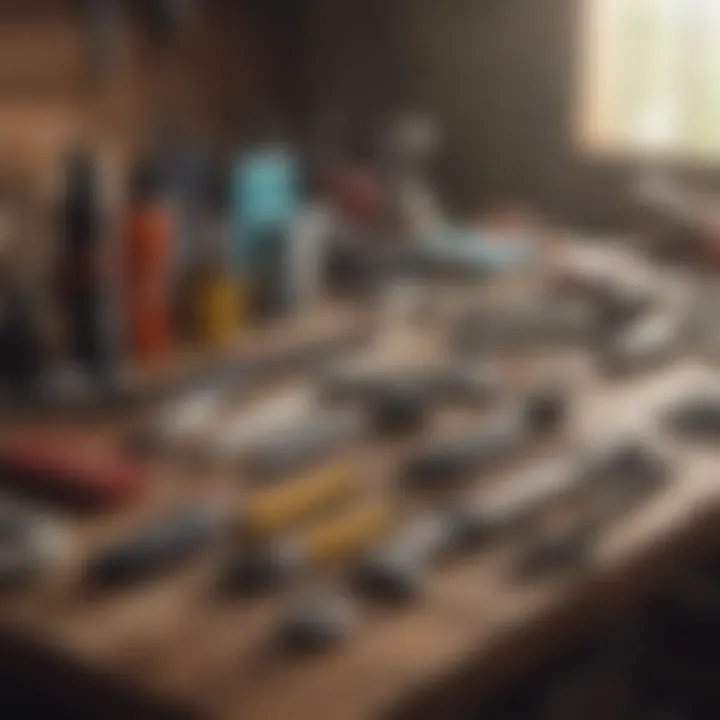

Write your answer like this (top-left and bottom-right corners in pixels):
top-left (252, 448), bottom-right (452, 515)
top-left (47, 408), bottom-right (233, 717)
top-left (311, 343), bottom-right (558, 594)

top-left (243, 461), bottom-right (358, 536)
top-left (305, 503), bottom-right (395, 563)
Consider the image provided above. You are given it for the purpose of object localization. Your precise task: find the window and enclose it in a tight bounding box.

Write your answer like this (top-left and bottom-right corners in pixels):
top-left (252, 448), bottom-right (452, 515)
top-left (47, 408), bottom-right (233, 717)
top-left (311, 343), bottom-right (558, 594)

top-left (580, 0), bottom-right (720, 160)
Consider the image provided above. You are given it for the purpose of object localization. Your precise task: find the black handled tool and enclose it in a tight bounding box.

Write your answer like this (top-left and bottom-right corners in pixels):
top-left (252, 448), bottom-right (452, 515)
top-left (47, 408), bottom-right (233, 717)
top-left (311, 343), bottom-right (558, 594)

top-left (354, 514), bottom-right (457, 600)
top-left (406, 388), bottom-right (566, 487)
top-left (89, 506), bottom-right (221, 587)
top-left (663, 389), bottom-right (720, 439)
top-left (322, 363), bottom-right (502, 437)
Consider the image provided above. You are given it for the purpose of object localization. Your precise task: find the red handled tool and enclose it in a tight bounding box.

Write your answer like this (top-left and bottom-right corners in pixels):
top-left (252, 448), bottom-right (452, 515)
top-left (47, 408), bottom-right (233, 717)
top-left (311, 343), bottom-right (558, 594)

top-left (0, 433), bottom-right (146, 509)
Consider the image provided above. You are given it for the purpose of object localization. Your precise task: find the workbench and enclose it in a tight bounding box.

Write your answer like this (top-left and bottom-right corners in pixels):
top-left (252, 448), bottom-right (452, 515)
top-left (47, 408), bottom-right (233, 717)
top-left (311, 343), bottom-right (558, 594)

top-left (0, 283), bottom-right (719, 720)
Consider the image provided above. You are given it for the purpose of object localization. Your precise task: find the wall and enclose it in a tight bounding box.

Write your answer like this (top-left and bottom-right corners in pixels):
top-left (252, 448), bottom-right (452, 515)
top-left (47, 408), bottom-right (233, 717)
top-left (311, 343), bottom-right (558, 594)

top-left (306, 0), bottom-right (652, 229)
top-left (0, 0), bottom-right (274, 201)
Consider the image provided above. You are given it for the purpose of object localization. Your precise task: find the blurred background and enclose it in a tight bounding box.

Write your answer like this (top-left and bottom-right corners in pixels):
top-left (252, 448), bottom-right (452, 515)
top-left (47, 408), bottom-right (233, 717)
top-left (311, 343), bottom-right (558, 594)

top-left (0, 2), bottom-right (720, 720)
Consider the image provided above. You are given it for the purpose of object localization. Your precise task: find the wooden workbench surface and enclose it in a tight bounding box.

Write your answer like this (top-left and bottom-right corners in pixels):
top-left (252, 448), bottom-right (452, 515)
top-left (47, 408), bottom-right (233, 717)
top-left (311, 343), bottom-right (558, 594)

top-left (0, 286), bottom-right (719, 720)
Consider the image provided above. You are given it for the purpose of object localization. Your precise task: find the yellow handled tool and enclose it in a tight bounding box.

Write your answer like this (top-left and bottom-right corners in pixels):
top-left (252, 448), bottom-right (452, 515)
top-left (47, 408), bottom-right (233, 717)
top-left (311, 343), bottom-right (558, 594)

top-left (241, 461), bottom-right (358, 537)
top-left (224, 501), bottom-right (394, 593)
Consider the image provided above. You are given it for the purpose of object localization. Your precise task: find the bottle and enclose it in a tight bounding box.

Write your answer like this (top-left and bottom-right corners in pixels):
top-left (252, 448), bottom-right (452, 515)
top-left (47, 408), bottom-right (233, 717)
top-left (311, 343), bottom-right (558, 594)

top-left (122, 159), bottom-right (172, 363)
top-left (191, 162), bottom-right (242, 347)
top-left (57, 150), bottom-right (116, 382)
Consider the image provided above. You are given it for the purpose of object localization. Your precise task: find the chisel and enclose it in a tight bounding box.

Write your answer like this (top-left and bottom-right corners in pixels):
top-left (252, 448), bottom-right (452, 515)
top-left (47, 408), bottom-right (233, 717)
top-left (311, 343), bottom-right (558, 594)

top-left (223, 502), bottom-right (394, 594)
top-left (406, 389), bottom-right (566, 487)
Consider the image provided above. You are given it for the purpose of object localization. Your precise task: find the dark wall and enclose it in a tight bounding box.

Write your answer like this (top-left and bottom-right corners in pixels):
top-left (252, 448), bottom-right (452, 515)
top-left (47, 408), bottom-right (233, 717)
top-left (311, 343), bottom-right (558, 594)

top-left (306, 0), bottom-right (649, 228)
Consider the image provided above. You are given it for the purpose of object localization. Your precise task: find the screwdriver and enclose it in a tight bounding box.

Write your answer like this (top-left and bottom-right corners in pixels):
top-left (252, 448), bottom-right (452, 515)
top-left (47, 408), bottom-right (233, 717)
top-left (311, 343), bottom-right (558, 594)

top-left (406, 388), bottom-right (566, 487)
top-left (223, 502), bottom-right (394, 594)
top-left (239, 460), bottom-right (360, 537)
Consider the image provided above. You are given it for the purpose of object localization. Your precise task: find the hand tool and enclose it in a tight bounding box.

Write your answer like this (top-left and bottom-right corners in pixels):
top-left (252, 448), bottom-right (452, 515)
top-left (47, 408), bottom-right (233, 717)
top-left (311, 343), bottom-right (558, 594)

top-left (663, 389), bottom-right (720, 438)
top-left (0, 433), bottom-right (145, 509)
top-left (239, 460), bottom-right (359, 538)
top-left (247, 408), bottom-right (366, 481)
top-left (406, 388), bottom-right (566, 488)
top-left (223, 502), bottom-right (394, 594)
top-left (454, 301), bottom-right (597, 354)
top-left (131, 385), bottom-right (228, 455)
top-left (600, 313), bottom-right (684, 375)
top-left (280, 591), bottom-right (357, 652)
top-left (320, 363), bottom-right (501, 438)
top-left (89, 505), bottom-right (220, 587)
top-left (204, 390), bottom-right (311, 463)
top-left (320, 362), bottom-right (501, 407)
top-left (515, 450), bottom-right (670, 580)
top-left (359, 441), bottom-right (667, 600)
